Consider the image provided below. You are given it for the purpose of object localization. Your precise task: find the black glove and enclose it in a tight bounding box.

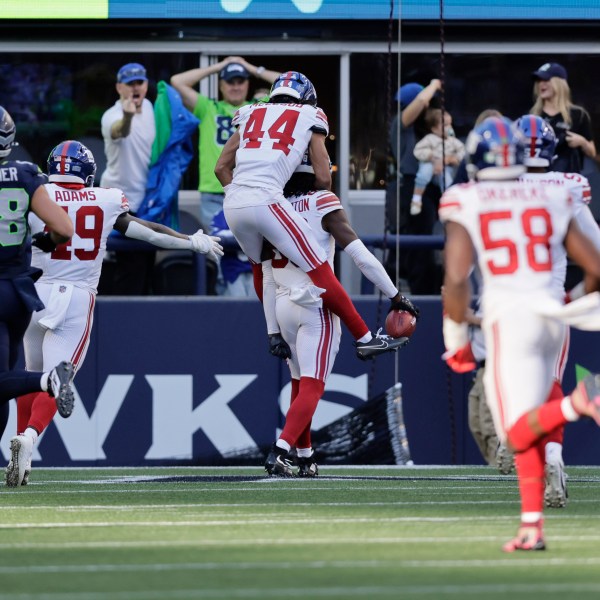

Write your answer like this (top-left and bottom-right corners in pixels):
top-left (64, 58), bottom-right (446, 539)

top-left (269, 334), bottom-right (292, 360)
top-left (31, 232), bottom-right (57, 253)
top-left (389, 294), bottom-right (420, 319)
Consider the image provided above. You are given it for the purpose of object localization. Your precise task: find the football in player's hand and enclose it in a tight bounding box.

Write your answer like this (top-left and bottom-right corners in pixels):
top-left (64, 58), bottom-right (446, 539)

top-left (385, 309), bottom-right (417, 339)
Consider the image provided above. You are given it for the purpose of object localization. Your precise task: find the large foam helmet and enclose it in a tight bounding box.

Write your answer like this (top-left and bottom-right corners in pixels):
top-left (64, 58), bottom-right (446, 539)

top-left (0, 106), bottom-right (16, 158)
top-left (270, 71), bottom-right (317, 106)
top-left (47, 140), bottom-right (96, 187)
top-left (515, 114), bottom-right (557, 168)
top-left (465, 117), bottom-right (526, 181)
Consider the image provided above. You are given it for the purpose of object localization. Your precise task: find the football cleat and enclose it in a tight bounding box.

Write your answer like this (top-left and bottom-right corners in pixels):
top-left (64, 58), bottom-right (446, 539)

top-left (48, 361), bottom-right (75, 418)
top-left (571, 374), bottom-right (600, 425)
top-left (496, 443), bottom-right (515, 475)
top-left (545, 460), bottom-right (568, 509)
top-left (5, 435), bottom-right (33, 488)
top-left (297, 454), bottom-right (319, 478)
top-left (354, 330), bottom-right (409, 361)
top-left (264, 445), bottom-right (295, 477)
top-left (502, 522), bottom-right (546, 553)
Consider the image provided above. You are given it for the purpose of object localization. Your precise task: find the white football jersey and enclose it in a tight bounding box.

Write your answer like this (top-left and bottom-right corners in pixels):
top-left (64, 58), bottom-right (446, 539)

top-left (271, 190), bottom-right (342, 292)
top-left (30, 184), bottom-right (129, 293)
top-left (230, 102), bottom-right (329, 198)
top-left (520, 171), bottom-right (600, 293)
top-left (439, 180), bottom-right (574, 321)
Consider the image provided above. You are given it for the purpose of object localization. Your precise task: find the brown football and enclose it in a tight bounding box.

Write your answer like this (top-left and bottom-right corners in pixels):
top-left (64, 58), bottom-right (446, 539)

top-left (385, 309), bottom-right (417, 338)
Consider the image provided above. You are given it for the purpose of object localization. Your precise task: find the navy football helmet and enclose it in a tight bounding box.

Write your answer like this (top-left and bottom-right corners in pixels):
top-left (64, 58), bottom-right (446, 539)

top-left (270, 71), bottom-right (317, 106)
top-left (0, 106), bottom-right (16, 158)
top-left (465, 117), bottom-right (526, 181)
top-left (47, 140), bottom-right (96, 187)
top-left (515, 114), bottom-right (557, 168)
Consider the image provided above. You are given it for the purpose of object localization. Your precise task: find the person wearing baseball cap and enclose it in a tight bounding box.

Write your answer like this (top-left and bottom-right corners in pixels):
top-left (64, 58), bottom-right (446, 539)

top-left (530, 61), bottom-right (596, 173)
top-left (170, 57), bottom-right (281, 238)
top-left (386, 77), bottom-right (442, 295)
top-left (100, 62), bottom-right (156, 294)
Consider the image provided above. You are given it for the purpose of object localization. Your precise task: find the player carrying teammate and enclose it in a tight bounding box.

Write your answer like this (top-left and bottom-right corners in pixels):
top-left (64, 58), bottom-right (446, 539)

top-left (5, 140), bottom-right (223, 487)
top-left (215, 71), bottom-right (417, 360)
top-left (440, 116), bottom-right (600, 552)
top-left (262, 154), bottom-right (417, 476)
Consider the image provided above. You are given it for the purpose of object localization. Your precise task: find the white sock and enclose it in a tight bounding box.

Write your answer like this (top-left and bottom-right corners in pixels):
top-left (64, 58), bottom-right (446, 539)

top-left (297, 447), bottom-right (313, 458)
top-left (23, 427), bottom-right (38, 445)
top-left (561, 396), bottom-right (579, 422)
top-left (411, 194), bottom-right (422, 204)
top-left (545, 441), bottom-right (563, 464)
top-left (40, 372), bottom-right (49, 392)
top-left (521, 512), bottom-right (543, 525)
top-left (276, 439), bottom-right (291, 453)
top-left (358, 332), bottom-right (373, 343)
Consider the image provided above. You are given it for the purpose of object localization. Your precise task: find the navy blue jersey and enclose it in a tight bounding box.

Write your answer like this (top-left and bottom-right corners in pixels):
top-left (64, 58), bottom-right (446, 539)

top-left (0, 160), bottom-right (48, 278)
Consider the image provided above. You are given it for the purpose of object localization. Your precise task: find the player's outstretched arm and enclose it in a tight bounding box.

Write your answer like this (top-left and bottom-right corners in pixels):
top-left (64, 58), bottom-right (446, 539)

top-left (565, 218), bottom-right (600, 294)
top-left (114, 214), bottom-right (223, 261)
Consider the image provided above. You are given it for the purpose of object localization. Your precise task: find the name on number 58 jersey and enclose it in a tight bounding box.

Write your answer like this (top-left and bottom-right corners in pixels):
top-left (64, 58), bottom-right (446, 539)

top-left (29, 183), bottom-right (129, 293)
top-left (231, 102), bottom-right (329, 191)
top-left (439, 180), bottom-right (574, 309)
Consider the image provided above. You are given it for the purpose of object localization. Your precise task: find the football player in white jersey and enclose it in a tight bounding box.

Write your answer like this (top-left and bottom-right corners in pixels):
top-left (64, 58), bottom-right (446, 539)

top-left (5, 140), bottom-right (223, 487)
top-left (440, 117), bottom-right (600, 552)
top-left (261, 155), bottom-right (415, 477)
top-left (518, 114), bottom-right (600, 508)
top-left (215, 71), bottom-right (414, 360)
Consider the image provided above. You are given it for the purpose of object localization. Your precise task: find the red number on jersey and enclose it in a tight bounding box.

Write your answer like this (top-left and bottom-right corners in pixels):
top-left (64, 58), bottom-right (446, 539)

top-left (51, 205), bottom-right (104, 261)
top-left (480, 207), bottom-right (552, 275)
top-left (241, 107), bottom-right (299, 155)
top-left (242, 108), bottom-right (266, 149)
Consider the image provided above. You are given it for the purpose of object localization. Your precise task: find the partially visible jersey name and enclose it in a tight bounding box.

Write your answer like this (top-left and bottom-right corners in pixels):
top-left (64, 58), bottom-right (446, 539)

top-left (0, 167), bottom-right (18, 181)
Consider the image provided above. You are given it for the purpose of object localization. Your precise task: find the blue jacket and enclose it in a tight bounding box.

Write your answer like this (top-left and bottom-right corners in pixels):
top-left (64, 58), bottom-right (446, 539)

top-left (136, 81), bottom-right (200, 230)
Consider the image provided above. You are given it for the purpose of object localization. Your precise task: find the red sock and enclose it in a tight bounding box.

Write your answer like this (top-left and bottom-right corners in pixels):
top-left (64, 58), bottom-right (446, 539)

top-left (279, 377), bottom-right (325, 447)
top-left (507, 401), bottom-right (568, 452)
top-left (514, 441), bottom-right (545, 514)
top-left (251, 263), bottom-right (263, 302)
top-left (290, 378), bottom-right (311, 449)
top-left (28, 392), bottom-right (58, 435)
top-left (17, 393), bottom-right (37, 434)
top-left (307, 262), bottom-right (369, 340)
top-left (545, 380), bottom-right (564, 445)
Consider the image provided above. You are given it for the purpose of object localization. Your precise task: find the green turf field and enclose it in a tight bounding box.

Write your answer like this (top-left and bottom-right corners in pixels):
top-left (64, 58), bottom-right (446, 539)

top-left (1, 466), bottom-right (600, 599)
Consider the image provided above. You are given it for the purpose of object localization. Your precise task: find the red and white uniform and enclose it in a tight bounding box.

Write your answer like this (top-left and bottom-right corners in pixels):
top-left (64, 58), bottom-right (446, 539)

top-left (25, 184), bottom-right (129, 373)
top-left (272, 190), bottom-right (342, 382)
top-left (519, 171), bottom-right (598, 381)
top-left (439, 180), bottom-right (574, 439)
top-left (224, 102), bottom-right (330, 269)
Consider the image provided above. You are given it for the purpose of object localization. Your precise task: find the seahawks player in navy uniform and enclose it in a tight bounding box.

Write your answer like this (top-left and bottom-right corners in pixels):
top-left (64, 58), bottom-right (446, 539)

top-left (0, 106), bottom-right (76, 457)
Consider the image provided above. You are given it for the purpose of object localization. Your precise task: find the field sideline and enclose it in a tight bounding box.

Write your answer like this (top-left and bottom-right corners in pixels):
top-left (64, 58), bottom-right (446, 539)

top-left (1, 465), bottom-right (600, 599)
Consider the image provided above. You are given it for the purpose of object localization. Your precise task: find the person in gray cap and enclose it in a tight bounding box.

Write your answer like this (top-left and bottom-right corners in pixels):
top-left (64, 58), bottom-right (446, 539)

top-left (171, 57), bottom-right (280, 233)
top-left (100, 62), bottom-right (156, 295)
top-left (530, 61), bottom-right (596, 173)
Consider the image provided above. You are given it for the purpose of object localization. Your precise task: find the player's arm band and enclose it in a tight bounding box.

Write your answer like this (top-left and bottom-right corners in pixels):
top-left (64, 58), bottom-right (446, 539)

top-left (124, 220), bottom-right (193, 250)
top-left (344, 239), bottom-right (398, 299)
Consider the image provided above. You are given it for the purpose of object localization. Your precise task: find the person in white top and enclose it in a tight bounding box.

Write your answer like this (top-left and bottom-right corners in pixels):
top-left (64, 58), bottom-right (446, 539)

top-left (411, 108), bottom-right (465, 215)
top-left (100, 62), bottom-right (156, 295)
top-left (517, 114), bottom-right (600, 508)
top-left (261, 154), bottom-right (414, 477)
top-left (5, 140), bottom-right (222, 488)
top-left (215, 71), bottom-right (416, 361)
top-left (440, 116), bottom-right (600, 552)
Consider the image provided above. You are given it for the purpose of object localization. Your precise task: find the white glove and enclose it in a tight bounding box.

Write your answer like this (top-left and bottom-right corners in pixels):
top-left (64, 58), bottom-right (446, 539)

top-left (189, 229), bottom-right (224, 261)
top-left (442, 316), bottom-right (469, 356)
